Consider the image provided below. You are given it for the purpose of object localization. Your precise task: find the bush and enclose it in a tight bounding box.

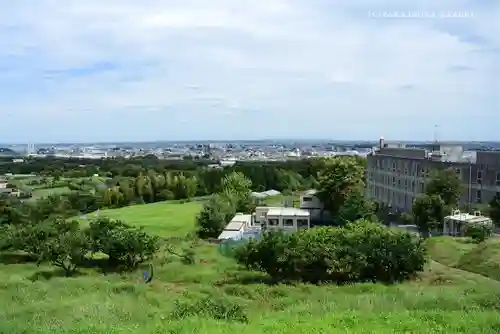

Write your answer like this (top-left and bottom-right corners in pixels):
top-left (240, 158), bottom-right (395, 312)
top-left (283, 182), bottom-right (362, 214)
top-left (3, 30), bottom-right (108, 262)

top-left (170, 297), bottom-right (248, 323)
top-left (196, 194), bottom-right (235, 239)
top-left (85, 217), bottom-right (160, 269)
top-left (234, 220), bottom-right (427, 284)
top-left (7, 219), bottom-right (80, 259)
top-left (39, 230), bottom-right (90, 276)
top-left (464, 223), bottom-right (492, 243)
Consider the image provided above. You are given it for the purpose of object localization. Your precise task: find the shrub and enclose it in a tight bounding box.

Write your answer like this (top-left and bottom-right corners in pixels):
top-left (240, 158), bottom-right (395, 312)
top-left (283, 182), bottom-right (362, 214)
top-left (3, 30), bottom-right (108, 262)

top-left (39, 230), bottom-right (90, 276)
top-left (170, 297), bottom-right (248, 323)
top-left (464, 223), bottom-right (492, 243)
top-left (85, 217), bottom-right (160, 269)
top-left (234, 220), bottom-right (427, 284)
top-left (7, 219), bottom-right (80, 259)
top-left (196, 194), bottom-right (235, 239)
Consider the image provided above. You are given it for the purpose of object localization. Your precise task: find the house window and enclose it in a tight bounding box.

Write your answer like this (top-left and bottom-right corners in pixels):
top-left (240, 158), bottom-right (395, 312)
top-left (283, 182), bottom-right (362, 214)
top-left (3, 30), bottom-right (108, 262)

top-left (268, 219), bottom-right (279, 226)
top-left (284, 219), bottom-right (294, 227)
top-left (297, 219), bottom-right (308, 228)
top-left (302, 197), bottom-right (312, 202)
top-left (476, 190), bottom-right (482, 204)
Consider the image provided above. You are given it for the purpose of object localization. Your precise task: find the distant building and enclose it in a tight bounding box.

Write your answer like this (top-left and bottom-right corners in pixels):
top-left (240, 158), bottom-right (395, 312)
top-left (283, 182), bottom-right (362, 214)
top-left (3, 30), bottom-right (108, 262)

top-left (443, 209), bottom-right (493, 236)
top-left (366, 137), bottom-right (500, 212)
top-left (0, 176), bottom-right (19, 197)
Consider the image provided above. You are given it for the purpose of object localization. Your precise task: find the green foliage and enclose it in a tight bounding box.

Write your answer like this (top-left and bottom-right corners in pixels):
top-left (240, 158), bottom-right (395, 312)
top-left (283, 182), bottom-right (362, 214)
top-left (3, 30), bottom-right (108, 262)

top-left (220, 172), bottom-right (255, 213)
top-left (336, 189), bottom-right (375, 226)
top-left (234, 220), bottom-right (427, 284)
top-left (6, 219), bottom-right (80, 258)
top-left (85, 217), bottom-right (160, 269)
top-left (489, 194), bottom-right (500, 227)
top-left (39, 229), bottom-right (90, 276)
top-left (170, 297), bottom-right (248, 323)
top-left (196, 194), bottom-right (236, 239)
top-left (464, 223), bottom-right (493, 243)
top-left (425, 168), bottom-right (463, 206)
top-left (315, 157), bottom-right (366, 223)
top-left (412, 194), bottom-right (446, 237)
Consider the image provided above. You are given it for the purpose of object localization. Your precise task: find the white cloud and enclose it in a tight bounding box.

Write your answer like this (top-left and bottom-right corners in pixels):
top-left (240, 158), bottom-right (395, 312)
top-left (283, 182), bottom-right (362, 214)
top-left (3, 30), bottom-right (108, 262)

top-left (0, 0), bottom-right (498, 142)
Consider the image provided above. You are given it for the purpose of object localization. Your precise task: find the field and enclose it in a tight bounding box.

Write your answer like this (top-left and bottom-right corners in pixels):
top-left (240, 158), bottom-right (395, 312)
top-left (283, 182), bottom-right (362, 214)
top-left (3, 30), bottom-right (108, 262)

top-left (1, 202), bottom-right (500, 333)
top-left (30, 186), bottom-right (72, 200)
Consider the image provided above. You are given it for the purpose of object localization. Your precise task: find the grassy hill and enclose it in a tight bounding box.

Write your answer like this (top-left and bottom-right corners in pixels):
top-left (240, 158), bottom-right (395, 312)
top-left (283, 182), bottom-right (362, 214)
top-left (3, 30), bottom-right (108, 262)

top-left (1, 202), bottom-right (500, 333)
top-left (427, 237), bottom-right (500, 281)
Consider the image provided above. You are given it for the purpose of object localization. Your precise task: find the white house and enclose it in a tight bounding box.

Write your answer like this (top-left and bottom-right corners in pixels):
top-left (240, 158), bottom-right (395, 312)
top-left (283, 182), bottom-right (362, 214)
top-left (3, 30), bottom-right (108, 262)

top-left (263, 207), bottom-right (310, 231)
top-left (443, 210), bottom-right (493, 236)
top-left (217, 213), bottom-right (253, 240)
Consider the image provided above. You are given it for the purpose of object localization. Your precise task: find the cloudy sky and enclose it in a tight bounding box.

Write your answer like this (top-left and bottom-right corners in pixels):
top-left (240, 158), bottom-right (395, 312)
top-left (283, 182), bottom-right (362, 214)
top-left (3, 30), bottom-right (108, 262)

top-left (0, 0), bottom-right (498, 143)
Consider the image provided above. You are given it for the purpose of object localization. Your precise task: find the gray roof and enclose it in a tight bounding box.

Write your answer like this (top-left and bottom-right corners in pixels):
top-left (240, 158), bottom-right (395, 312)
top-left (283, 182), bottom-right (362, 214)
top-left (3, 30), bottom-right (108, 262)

top-left (267, 207), bottom-right (310, 217)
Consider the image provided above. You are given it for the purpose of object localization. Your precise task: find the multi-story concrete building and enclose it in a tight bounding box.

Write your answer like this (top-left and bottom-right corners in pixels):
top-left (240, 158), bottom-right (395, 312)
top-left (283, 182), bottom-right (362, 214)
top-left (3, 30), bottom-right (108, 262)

top-left (366, 137), bottom-right (500, 212)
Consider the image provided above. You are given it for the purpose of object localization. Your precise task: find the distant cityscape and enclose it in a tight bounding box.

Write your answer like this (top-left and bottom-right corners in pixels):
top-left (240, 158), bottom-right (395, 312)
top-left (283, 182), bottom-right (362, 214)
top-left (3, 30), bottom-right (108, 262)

top-left (1, 139), bottom-right (499, 163)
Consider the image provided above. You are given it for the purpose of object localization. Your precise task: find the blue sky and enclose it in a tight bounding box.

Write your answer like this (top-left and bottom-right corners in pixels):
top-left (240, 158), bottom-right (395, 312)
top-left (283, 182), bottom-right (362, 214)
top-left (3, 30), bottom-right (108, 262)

top-left (0, 0), bottom-right (498, 143)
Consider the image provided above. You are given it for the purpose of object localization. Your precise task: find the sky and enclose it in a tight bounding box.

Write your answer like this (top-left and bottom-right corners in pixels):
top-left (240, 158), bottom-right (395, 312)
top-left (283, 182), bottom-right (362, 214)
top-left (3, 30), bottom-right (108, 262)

top-left (0, 0), bottom-right (498, 143)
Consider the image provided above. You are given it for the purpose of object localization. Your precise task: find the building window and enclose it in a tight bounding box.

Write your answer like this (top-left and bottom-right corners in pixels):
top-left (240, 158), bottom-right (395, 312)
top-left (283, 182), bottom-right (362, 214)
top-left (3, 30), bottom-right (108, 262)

top-left (477, 170), bottom-right (482, 185)
top-left (420, 182), bottom-right (425, 193)
top-left (476, 190), bottom-right (482, 204)
top-left (496, 172), bottom-right (500, 186)
top-left (268, 219), bottom-right (279, 226)
top-left (302, 197), bottom-right (312, 202)
top-left (297, 219), bottom-right (308, 228)
top-left (284, 219), bottom-right (294, 227)
top-left (392, 177), bottom-right (396, 187)
top-left (392, 161), bottom-right (396, 172)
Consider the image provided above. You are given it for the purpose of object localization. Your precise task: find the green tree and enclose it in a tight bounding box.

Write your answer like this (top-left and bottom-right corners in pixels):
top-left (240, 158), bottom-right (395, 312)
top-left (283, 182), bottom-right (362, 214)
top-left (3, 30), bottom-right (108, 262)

top-left (196, 194), bottom-right (236, 239)
top-left (336, 189), bottom-right (375, 226)
top-left (425, 168), bottom-right (463, 207)
top-left (315, 157), bottom-right (366, 222)
top-left (489, 194), bottom-right (500, 228)
top-left (220, 172), bottom-right (254, 213)
top-left (412, 194), bottom-right (445, 237)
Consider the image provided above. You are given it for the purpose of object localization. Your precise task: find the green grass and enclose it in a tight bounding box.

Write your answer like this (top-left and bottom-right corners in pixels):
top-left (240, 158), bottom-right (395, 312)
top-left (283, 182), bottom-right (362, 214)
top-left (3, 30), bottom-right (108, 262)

top-left (80, 201), bottom-right (203, 237)
top-left (427, 236), bottom-right (500, 280)
top-left (2, 203), bottom-right (500, 333)
top-left (30, 186), bottom-right (72, 200)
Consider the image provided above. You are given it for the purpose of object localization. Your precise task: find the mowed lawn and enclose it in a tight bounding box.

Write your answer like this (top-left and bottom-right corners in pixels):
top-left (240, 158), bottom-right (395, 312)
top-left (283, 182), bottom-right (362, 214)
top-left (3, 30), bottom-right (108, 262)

top-left (81, 201), bottom-right (203, 237)
top-left (1, 202), bottom-right (500, 333)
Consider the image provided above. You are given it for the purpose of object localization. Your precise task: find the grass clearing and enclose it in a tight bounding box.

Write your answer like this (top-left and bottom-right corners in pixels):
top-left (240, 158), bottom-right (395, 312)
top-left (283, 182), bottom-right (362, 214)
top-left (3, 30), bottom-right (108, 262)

top-left (30, 186), bottom-right (72, 200)
top-left (2, 203), bottom-right (500, 332)
top-left (80, 201), bottom-right (203, 237)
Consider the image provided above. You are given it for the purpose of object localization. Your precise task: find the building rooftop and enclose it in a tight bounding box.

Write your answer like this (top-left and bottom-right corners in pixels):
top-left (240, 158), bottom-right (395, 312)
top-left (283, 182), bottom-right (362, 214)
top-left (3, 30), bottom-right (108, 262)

top-left (267, 207), bottom-right (310, 217)
top-left (445, 211), bottom-right (491, 223)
